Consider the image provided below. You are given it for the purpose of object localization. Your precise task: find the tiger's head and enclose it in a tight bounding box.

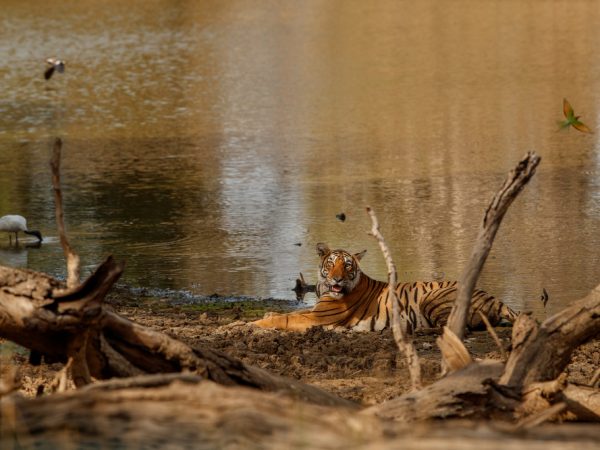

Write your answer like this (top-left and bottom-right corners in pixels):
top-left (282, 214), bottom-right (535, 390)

top-left (316, 243), bottom-right (367, 299)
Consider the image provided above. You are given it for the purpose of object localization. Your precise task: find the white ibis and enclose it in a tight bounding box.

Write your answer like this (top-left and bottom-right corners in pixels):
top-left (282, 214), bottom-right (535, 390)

top-left (0, 215), bottom-right (43, 244)
top-left (44, 58), bottom-right (65, 80)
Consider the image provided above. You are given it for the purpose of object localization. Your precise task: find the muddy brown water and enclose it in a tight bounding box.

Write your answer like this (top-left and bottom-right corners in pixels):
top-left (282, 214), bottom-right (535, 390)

top-left (2, 1), bottom-right (600, 318)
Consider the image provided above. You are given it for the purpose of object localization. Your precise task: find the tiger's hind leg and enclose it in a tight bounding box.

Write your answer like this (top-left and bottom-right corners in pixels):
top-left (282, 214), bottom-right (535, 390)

top-left (465, 289), bottom-right (518, 330)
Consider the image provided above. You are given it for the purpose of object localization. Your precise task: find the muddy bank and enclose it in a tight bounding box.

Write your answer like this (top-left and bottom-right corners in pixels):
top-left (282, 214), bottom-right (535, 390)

top-left (3, 292), bottom-right (598, 405)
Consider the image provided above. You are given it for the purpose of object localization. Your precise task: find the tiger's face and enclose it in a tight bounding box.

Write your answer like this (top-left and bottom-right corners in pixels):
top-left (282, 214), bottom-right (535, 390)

top-left (316, 243), bottom-right (366, 299)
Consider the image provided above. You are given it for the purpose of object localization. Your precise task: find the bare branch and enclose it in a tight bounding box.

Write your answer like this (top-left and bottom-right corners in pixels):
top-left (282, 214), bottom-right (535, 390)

top-left (366, 206), bottom-right (422, 390)
top-left (500, 283), bottom-right (600, 387)
top-left (478, 311), bottom-right (508, 361)
top-left (590, 367), bottom-right (600, 388)
top-left (50, 137), bottom-right (80, 289)
top-left (447, 152), bottom-right (541, 341)
top-left (514, 402), bottom-right (567, 430)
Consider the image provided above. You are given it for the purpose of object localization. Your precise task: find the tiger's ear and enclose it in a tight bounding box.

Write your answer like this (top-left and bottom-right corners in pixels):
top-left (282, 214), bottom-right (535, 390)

top-left (354, 249), bottom-right (367, 261)
top-left (316, 243), bottom-right (331, 257)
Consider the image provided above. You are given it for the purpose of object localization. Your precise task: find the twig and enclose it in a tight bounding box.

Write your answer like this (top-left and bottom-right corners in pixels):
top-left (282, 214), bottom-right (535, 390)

top-left (292, 272), bottom-right (316, 300)
top-left (513, 402), bottom-right (567, 430)
top-left (366, 206), bottom-right (422, 390)
top-left (57, 357), bottom-right (74, 393)
top-left (50, 137), bottom-right (80, 289)
top-left (590, 367), bottom-right (600, 388)
top-left (447, 152), bottom-right (540, 341)
top-left (478, 311), bottom-right (508, 361)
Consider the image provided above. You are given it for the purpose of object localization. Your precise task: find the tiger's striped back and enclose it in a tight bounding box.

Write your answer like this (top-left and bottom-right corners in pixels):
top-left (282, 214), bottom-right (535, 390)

top-left (392, 280), bottom-right (518, 333)
top-left (252, 244), bottom-right (519, 332)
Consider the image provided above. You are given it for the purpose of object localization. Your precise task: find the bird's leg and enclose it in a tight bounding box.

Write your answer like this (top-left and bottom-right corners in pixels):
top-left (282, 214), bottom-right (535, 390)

top-left (15, 232), bottom-right (18, 245)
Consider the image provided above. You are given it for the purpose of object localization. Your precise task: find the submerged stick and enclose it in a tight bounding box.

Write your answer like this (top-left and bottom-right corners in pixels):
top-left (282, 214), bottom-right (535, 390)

top-left (447, 152), bottom-right (540, 341)
top-left (50, 137), bottom-right (80, 289)
top-left (367, 206), bottom-right (422, 390)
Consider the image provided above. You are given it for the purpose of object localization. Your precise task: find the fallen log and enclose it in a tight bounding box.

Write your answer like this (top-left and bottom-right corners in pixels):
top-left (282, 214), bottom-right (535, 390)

top-left (0, 260), bottom-right (353, 408)
top-left (1, 375), bottom-right (599, 449)
top-left (366, 282), bottom-right (600, 423)
top-left (500, 287), bottom-right (600, 387)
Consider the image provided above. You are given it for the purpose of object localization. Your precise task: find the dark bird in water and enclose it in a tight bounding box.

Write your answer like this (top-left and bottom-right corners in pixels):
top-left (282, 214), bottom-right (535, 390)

top-left (558, 98), bottom-right (592, 133)
top-left (336, 212), bottom-right (346, 222)
top-left (540, 288), bottom-right (549, 308)
top-left (44, 58), bottom-right (65, 80)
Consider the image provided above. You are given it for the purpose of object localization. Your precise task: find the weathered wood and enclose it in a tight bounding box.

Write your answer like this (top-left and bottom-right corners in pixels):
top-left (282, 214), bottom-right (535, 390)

top-left (2, 376), bottom-right (599, 450)
top-left (367, 206), bottom-right (422, 390)
top-left (448, 152), bottom-right (540, 341)
top-left (0, 262), bottom-right (353, 408)
top-left (50, 137), bottom-right (80, 289)
top-left (291, 272), bottom-right (316, 300)
top-left (436, 326), bottom-right (472, 372)
top-left (364, 360), bottom-right (508, 421)
top-left (500, 286), bottom-right (600, 387)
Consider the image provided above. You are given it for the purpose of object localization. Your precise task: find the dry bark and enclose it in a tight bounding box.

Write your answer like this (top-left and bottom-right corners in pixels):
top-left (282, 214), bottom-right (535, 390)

top-left (2, 376), bottom-right (599, 450)
top-left (447, 152), bottom-right (540, 341)
top-left (366, 279), bottom-right (600, 423)
top-left (0, 261), bottom-right (353, 408)
top-left (500, 287), bottom-right (600, 387)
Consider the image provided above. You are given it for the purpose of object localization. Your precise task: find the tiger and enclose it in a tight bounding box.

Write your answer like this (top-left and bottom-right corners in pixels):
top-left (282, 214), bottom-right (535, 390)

top-left (252, 243), bottom-right (518, 332)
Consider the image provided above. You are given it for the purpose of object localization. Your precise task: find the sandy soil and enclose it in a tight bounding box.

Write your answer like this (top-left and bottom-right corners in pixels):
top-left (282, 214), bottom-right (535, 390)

top-left (2, 292), bottom-right (598, 406)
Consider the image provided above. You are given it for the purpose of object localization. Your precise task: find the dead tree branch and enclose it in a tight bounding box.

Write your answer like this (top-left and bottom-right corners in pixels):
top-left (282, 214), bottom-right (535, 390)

top-left (50, 137), bottom-right (80, 289)
top-left (500, 285), bottom-right (600, 387)
top-left (478, 310), bottom-right (508, 361)
top-left (367, 206), bottom-right (422, 390)
top-left (0, 262), bottom-right (353, 408)
top-left (292, 272), bottom-right (316, 300)
top-left (447, 152), bottom-right (540, 341)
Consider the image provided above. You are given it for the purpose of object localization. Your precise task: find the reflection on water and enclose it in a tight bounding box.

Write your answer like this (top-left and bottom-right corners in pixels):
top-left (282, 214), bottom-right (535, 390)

top-left (2, 1), bottom-right (600, 317)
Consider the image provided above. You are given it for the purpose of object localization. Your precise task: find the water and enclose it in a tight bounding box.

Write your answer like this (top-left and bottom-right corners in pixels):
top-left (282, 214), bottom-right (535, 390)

top-left (2, 0), bottom-right (600, 317)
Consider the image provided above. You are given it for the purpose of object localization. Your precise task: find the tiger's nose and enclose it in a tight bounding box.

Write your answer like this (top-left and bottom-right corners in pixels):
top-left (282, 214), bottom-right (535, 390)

top-left (331, 276), bottom-right (343, 283)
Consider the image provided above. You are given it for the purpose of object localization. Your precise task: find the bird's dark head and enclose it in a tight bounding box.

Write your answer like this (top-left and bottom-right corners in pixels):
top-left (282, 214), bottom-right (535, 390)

top-left (24, 230), bottom-right (43, 242)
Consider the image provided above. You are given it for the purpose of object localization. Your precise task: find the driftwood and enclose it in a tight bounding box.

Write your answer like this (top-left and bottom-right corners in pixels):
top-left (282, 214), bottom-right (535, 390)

top-left (500, 287), bottom-right (600, 387)
top-left (0, 261), bottom-right (352, 408)
top-left (447, 152), bottom-right (540, 341)
top-left (368, 283), bottom-right (600, 423)
top-left (1, 376), bottom-right (599, 449)
top-left (1, 374), bottom-right (599, 450)
top-left (291, 272), bottom-right (316, 300)
top-left (367, 206), bottom-right (422, 390)
top-left (50, 137), bottom-right (80, 289)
